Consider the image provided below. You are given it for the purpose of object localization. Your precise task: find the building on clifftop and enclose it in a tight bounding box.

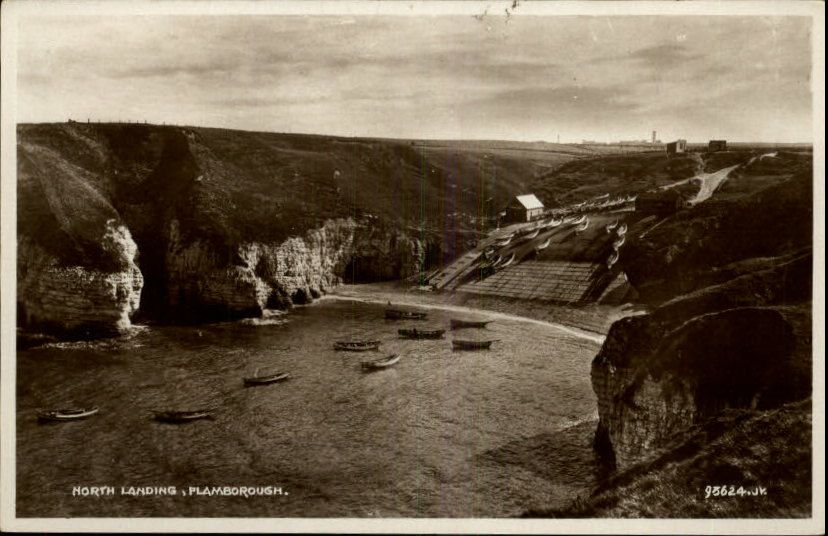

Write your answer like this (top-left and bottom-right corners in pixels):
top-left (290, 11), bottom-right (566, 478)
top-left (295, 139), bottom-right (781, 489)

top-left (506, 194), bottom-right (545, 223)
top-left (665, 139), bottom-right (687, 155)
top-left (708, 140), bottom-right (727, 152)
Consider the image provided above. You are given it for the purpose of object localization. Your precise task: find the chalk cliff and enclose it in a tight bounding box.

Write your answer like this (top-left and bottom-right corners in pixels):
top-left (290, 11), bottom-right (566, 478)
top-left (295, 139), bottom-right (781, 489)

top-left (17, 226), bottom-right (144, 337)
top-left (17, 122), bottom-right (502, 336)
top-left (591, 152), bottom-right (813, 470)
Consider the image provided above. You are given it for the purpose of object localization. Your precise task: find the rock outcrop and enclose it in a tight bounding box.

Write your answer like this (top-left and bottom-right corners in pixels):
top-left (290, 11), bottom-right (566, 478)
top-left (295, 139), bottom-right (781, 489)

top-left (164, 218), bottom-right (358, 320)
top-left (17, 226), bottom-right (144, 337)
top-left (592, 151), bottom-right (813, 470)
top-left (527, 399), bottom-right (812, 518)
top-left (17, 123), bottom-right (460, 336)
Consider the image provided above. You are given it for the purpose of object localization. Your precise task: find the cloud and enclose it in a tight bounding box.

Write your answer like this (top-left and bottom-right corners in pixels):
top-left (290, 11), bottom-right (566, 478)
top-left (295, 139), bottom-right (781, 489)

top-left (591, 43), bottom-right (701, 70)
top-left (15, 14), bottom-right (814, 142)
top-left (628, 43), bottom-right (701, 67)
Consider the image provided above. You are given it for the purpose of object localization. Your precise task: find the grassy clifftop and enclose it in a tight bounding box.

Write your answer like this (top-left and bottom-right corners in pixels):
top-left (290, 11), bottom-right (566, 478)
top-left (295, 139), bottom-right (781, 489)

top-left (18, 122), bottom-right (593, 270)
top-left (531, 151), bottom-right (701, 207)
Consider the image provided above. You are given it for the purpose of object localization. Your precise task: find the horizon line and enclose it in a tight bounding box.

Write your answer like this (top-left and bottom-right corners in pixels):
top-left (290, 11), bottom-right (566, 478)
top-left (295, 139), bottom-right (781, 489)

top-left (16, 120), bottom-right (816, 147)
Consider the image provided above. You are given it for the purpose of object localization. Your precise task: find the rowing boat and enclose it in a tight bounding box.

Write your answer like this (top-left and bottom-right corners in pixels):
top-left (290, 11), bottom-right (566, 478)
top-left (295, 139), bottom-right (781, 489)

top-left (153, 409), bottom-right (214, 423)
top-left (522, 229), bottom-right (540, 240)
top-left (494, 235), bottom-right (513, 247)
top-left (535, 238), bottom-right (551, 252)
top-left (398, 328), bottom-right (445, 340)
top-left (334, 340), bottom-right (381, 351)
top-left (499, 253), bottom-right (516, 268)
top-left (37, 406), bottom-right (99, 422)
top-left (616, 223), bottom-right (628, 236)
top-left (575, 219), bottom-right (590, 232)
top-left (361, 354), bottom-right (401, 371)
top-left (613, 235), bottom-right (626, 249)
top-left (243, 369), bottom-right (290, 386)
top-left (450, 319), bottom-right (492, 330)
top-left (452, 339), bottom-right (499, 351)
top-left (606, 221), bottom-right (619, 232)
top-left (385, 309), bottom-right (427, 320)
top-left (607, 251), bottom-right (620, 269)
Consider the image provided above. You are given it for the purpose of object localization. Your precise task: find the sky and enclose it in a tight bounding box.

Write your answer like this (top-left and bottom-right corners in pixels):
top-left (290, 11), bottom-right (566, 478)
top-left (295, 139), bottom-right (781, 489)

top-left (16, 13), bottom-right (814, 143)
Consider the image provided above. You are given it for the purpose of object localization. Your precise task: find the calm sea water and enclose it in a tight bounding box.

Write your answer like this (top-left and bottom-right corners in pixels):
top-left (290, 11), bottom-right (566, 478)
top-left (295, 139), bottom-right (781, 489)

top-left (16, 296), bottom-right (602, 517)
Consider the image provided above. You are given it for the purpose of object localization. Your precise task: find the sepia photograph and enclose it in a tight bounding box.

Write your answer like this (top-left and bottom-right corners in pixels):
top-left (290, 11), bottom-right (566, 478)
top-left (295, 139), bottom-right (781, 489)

top-left (1, 0), bottom-right (824, 533)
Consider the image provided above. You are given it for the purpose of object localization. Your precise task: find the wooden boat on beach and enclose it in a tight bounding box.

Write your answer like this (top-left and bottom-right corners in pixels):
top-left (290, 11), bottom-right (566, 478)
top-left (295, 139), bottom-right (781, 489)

top-left (607, 251), bottom-right (620, 269)
top-left (499, 253), bottom-right (516, 268)
top-left (452, 339), bottom-right (499, 351)
top-left (243, 369), bottom-right (290, 386)
top-left (535, 238), bottom-right (551, 253)
top-left (334, 340), bottom-right (381, 351)
top-left (613, 235), bottom-right (626, 249)
top-left (494, 235), bottom-right (513, 247)
top-left (385, 309), bottom-right (427, 320)
top-left (361, 354), bottom-right (401, 371)
top-left (37, 406), bottom-right (99, 422)
top-left (153, 409), bottom-right (214, 423)
top-left (522, 228), bottom-right (540, 240)
top-left (398, 328), bottom-right (445, 340)
top-left (616, 224), bottom-right (628, 236)
top-left (575, 219), bottom-right (590, 232)
top-left (606, 221), bottom-right (619, 232)
top-left (450, 319), bottom-right (492, 330)
top-left (571, 215), bottom-right (586, 226)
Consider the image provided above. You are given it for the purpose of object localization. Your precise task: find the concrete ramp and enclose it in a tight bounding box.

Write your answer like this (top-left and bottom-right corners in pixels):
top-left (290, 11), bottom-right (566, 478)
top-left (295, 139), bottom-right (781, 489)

top-left (459, 260), bottom-right (602, 303)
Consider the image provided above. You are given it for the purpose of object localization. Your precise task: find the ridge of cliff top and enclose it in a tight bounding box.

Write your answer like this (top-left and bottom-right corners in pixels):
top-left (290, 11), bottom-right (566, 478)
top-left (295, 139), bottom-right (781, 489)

top-left (18, 122), bottom-right (592, 268)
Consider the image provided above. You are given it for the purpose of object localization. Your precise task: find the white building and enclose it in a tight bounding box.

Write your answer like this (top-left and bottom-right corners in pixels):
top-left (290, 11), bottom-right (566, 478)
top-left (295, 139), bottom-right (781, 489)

top-left (506, 194), bottom-right (545, 223)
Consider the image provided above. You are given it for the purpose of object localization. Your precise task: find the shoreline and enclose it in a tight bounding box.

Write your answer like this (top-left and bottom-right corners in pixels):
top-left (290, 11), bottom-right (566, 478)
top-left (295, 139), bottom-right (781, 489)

top-left (328, 282), bottom-right (645, 344)
top-left (322, 294), bottom-right (606, 345)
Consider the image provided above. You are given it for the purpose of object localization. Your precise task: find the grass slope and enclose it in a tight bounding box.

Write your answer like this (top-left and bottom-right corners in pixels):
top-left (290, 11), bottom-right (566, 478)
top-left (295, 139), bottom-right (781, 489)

top-left (526, 399), bottom-right (812, 518)
top-left (18, 123), bottom-right (593, 269)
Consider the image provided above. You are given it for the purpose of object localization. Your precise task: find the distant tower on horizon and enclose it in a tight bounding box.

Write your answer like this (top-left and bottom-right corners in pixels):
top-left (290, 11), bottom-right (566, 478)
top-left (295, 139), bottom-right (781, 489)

top-left (652, 130), bottom-right (657, 144)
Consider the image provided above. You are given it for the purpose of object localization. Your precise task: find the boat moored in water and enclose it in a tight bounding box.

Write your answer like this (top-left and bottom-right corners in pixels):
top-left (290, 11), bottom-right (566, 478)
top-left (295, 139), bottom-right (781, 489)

top-left (450, 319), bottom-right (492, 330)
top-left (243, 369), bottom-right (290, 386)
top-left (398, 328), bottom-right (445, 340)
top-left (385, 309), bottom-right (427, 320)
top-left (153, 409), bottom-right (214, 423)
top-left (334, 340), bottom-right (381, 351)
top-left (37, 406), bottom-right (99, 422)
top-left (452, 339), bottom-right (499, 351)
top-left (361, 354), bottom-right (401, 371)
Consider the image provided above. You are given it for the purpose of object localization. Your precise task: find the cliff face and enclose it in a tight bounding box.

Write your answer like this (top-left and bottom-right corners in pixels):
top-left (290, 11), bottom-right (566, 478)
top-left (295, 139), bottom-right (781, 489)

top-left (17, 123), bottom-right (487, 336)
top-left (592, 151), bottom-right (813, 470)
top-left (17, 224), bottom-right (144, 337)
top-left (528, 399), bottom-right (812, 518)
top-left (163, 217), bottom-right (358, 320)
